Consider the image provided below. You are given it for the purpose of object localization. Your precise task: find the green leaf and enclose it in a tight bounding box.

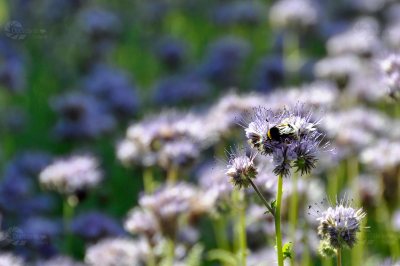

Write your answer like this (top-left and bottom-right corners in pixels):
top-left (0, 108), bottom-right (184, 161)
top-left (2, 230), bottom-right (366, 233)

top-left (207, 249), bottom-right (238, 265)
top-left (283, 242), bottom-right (294, 260)
top-left (185, 244), bottom-right (204, 266)
top-left (271, 200), bottom-right (277, 212)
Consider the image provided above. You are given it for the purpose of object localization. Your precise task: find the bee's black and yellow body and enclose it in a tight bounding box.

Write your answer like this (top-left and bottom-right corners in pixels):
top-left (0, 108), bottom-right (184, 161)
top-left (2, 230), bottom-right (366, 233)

top-left (267, 123), bottom-right (298, 141)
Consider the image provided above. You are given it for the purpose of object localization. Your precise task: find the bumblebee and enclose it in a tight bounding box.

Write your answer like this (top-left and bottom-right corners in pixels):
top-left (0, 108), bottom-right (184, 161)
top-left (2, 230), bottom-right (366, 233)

top-left (267, 122), bottom-right (299, 141)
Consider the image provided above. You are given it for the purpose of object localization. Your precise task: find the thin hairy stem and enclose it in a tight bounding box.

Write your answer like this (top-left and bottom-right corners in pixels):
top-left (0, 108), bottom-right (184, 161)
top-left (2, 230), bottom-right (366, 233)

top-left (248, 179), bottom-right (275, 217)
top-left (275, 174), bottom-right (284, 266)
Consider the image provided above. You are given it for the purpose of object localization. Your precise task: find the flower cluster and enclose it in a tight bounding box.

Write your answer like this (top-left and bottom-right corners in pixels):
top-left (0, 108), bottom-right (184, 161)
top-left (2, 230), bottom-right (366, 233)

top-left (316, 199), bottom-right (365, 251)
top-left (380, 53), bottom-right (400, 99)
top-left (39, 155), bottom-right (102, 195)
top-left (244, 106), bottom-right (325, 177)
top-left (225, 149), bottom-right (258, 188)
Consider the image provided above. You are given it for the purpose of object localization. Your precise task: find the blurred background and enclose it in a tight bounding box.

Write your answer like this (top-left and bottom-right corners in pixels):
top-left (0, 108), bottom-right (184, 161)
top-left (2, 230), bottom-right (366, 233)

top-left (0, 0), bottom-right (399, 265)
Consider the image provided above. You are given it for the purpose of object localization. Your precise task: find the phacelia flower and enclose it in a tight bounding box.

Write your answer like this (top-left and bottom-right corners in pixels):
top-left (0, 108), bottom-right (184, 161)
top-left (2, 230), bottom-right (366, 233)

top-left (244, 105), bottom-right (325, 177)
top-left (37, 256), bottom-right (85, 266)
top-left (51, 92), bottom-right (116, 140)
top-left (39, 155), bottom-right (102, 195)
top-left (326, 17), bottom-right (381, 58)
top-left (269, 0), bottom-right (318, 30)
top-left (124, 207), bottom-right (159, 242)
top-left (0, 253), bottom-right (24, 266)
top-left (158, 139), bottom-right (200, 170)
top-left (225, 148), bottom-right (258, 189)
top-left (71, 212), bottom-right (125, 241)
top-left (315, 198), bottom-right (366, 250)
top-left (139, 183), bottom-right (197, 238)
top-left (380, 53), bottom-right (400, 99)
top-left (84, 238), bottom-right (146, 266)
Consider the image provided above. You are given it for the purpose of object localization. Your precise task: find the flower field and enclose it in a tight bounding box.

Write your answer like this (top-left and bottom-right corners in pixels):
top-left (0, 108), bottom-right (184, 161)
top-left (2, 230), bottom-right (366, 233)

top-left (0, 1), bottom-right (400, 265)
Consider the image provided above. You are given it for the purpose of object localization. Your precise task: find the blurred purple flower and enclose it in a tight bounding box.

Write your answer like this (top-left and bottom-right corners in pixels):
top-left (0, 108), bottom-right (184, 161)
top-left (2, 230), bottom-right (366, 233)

top-left (51, 92), bottom-right (116, 140)
top-left (153, 74), bottom-right (210, 106)
top-left (154, 37), bottom-right (187, 70)
top-left (83, 65), bottom-right (139, 117)
top-left (200, 36), bottom-right (250, 86)
top-left (71, 212), bottom-right (125, 241)
top-left (0, 56), bottom-right (26, 93)
top-left (212, 2), bottom-right (265, 27)
top-left (253, 56), bottom-right (285, 93)
top-left (78, 8), bottom-right (121, 42)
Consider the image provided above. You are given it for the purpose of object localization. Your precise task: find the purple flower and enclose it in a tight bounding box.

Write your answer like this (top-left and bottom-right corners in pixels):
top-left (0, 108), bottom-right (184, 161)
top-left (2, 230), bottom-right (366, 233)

top-left (225, 148), bottom-right (258, 189)
top-left (200, 36), bottom-right (250, 86)
top-left (78, 8), bottom-right (121, 42)
top-left (153, 74), bottom-right (210, 107)
top-left (253, 56), bottom-right (285, 93)
top-left (154, 37), bottom-right (187, 70)
top-left (380, 53), bottom-right (400, 99)
top-left (51, 92), bottom-right (116, 140)
top-left (212, 2), bottom-right (265, 27)
top-left (71, 212), bottom-right (125, 241)
top-left (83, 65), bottom-right (139, 117)
top-left (316, 198), bottom-right (366, 249)
top-left (244, 105), bottom-right (326, 176)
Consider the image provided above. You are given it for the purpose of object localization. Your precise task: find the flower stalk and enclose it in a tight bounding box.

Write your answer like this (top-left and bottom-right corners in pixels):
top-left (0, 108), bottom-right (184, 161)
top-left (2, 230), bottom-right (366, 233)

top-left (275, 173), bottom-right (284, 266)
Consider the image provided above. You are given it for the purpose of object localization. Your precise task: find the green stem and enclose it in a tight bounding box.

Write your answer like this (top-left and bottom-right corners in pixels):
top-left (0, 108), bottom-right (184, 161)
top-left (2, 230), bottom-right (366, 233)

top-left (239, 191), bottom-right (247, 266)
top-left (63, 196), bottom-right (75, 253)
top-left (337, 248), bottom-right (342, 266)
top-left (233, 190), bottom-right (247, 266)
top-left (146, 240), bottom-right (157, 266)
top-left (283, 30), bottom-right (301, 85)
top-left (143, 167), bottom-right (154, 193)
top-left (289, 173), bottom-right (299, 266)
top-left (248, 179), bottom-right (275, 217)
top-left (275, 174), bottom-right (284, 266)
top-left (322, 257), bottom-right (333, 266)
top-left (327, 167), bottom-right (338, 201)
top-left (167, 238), bottom-right (175, 266)
top-left (347, 157), bottom-right (362, 266)
top-left (167, 166), bottom-right (178, 184)
top-left (213, 217), bottom-right (230, 252)
top-left (300, 225), bottom-right (310, 266)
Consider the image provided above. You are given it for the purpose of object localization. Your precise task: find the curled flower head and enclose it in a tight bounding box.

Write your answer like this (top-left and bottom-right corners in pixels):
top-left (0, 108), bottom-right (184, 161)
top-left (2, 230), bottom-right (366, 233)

top-left (243, 105), bottom-right (325, 177)
top-left (225, 148), bottom-right (258, 189)
top-left (311, 198), bottom-right (366, 250)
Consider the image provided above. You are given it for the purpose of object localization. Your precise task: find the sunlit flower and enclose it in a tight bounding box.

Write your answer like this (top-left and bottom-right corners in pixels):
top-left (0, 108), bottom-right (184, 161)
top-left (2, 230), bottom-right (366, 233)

top-left (139, 183), bottom-right (198, 238)
top-left (85, 238), bottom-right (147, 266)
top-left (244, 105), bottom-right (325, 177)
top-left (316, 198), bottom-right (366, 250)
top-left (225, 148), bottom-right (258, 189)
top-left (158, 139), bottom-right (200, 170)
top-left (37, 256), bottom-right (85, 266)
top-left (326, 17), bottom-right (381, 57)
top-left (314, 55), bottom-right (362, 88)
top-left (269, 0), bottom-right (318, 30)
top-left (0, 253), bottom-right (24, 266)
top-left (124, 207), bottom-right (159, 242)
top-left (39, 155), bottom-right (102, 195)
top-left (380, 53), bottom-right (400, 99)
top-left (360, 139), bottom-right (400, 171)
